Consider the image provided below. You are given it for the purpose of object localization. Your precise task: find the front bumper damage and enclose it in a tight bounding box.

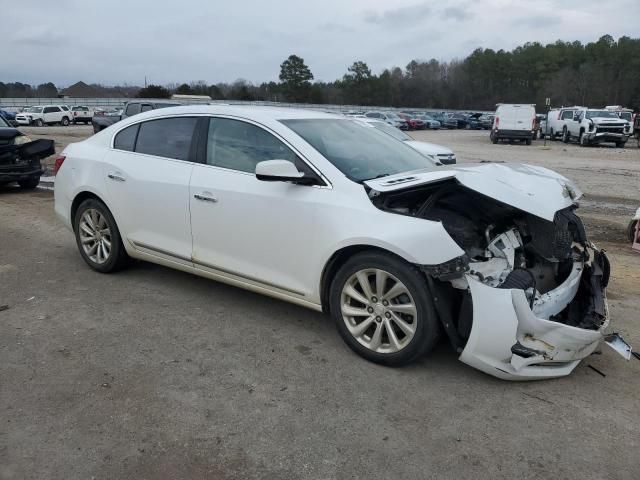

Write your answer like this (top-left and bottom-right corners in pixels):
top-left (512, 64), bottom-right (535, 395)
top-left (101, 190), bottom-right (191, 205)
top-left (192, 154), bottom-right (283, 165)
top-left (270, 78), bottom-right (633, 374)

top-left (459, 247), bottom-right (609, 380)
top-left (586, 131), bottom-right (628, 144)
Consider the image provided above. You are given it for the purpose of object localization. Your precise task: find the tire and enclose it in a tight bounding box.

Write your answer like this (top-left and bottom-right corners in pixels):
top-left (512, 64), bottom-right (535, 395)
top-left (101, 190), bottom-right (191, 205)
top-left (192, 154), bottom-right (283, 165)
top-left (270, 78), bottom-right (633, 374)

top-left (73, 198), bottom-right (130, 273)
top-left (525, 138), bottom-right (532, 145)
top-left (580, 132), bottom-right (589, 147)
top-left (61, 117), bottom-right (70, 126)
top-left (616, 141), bottom-right (626, 148)
top-left (329, 251), bottom-right (440, 367)
top-left (627, 220), bottom-right (638, 243)
top-left (18, 177), bottom-right (40, 189)
top-left (34, 119), bottom-right (44, 127)
top-left (562, 127), bottom-right (569, 143)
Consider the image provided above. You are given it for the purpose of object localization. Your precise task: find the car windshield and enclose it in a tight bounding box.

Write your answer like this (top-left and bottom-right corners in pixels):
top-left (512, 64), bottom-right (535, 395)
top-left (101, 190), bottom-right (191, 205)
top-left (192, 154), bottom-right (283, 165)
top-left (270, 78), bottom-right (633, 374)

top-left (370, 122), bottom-right (412, 141)
top-left (0, 116), bottom-right (9, 127)
top-left (586, 110), bottom-right (619, 119)
top-left (282, 119), bottom-right (434, 182)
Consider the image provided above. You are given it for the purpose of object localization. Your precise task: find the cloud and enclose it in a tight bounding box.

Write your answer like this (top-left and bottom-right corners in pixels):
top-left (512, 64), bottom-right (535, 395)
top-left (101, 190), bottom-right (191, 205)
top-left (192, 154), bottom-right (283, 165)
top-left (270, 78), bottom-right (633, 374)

top-left (441, 6), bottom-right (471, 21)
top-left (319, 22), bottom-right (356, 34)
top-left (513, 14), bottom-right (562, 28)
top-left (364, 2), bottom-right (431, 28)
top-left (14, 26), bottom-right (67, 46)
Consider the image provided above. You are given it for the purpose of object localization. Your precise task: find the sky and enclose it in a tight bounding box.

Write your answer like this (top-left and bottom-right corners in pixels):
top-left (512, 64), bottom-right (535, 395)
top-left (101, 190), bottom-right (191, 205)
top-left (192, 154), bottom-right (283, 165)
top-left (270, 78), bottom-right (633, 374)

top-left (3, 0), bottom-right (639, 87)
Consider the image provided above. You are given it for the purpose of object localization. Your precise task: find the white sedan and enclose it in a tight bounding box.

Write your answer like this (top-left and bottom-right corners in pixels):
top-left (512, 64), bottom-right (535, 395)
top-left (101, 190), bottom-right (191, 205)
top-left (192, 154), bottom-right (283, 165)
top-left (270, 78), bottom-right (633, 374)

top-left (54, 105), bottom-right (610, 380)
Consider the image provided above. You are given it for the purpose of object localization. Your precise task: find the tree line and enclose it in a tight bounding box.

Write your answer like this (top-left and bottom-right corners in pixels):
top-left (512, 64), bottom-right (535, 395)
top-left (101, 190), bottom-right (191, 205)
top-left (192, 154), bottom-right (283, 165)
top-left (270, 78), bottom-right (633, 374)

top-left (2, 35), bottom-right (639, 111)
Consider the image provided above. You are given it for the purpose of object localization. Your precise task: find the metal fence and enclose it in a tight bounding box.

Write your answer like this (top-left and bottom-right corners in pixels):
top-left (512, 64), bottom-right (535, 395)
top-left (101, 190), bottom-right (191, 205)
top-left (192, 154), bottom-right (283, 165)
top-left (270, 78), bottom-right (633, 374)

top-left (0, 97), bottom-right (488, 115)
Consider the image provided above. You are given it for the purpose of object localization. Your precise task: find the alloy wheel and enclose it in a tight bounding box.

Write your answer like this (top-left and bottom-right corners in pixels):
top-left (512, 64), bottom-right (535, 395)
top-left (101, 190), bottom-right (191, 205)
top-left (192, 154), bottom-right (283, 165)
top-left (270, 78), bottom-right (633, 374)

top-left (79, 208), bottom-right (112, 264)
top-left (340, 268), bottom-right (417, 354)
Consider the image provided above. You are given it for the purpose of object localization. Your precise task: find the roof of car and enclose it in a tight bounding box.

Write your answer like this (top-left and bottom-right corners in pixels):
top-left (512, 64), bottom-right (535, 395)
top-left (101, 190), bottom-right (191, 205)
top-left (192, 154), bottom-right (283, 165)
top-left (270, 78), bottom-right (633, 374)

top-left (121, 105), bottom-right (343, 123)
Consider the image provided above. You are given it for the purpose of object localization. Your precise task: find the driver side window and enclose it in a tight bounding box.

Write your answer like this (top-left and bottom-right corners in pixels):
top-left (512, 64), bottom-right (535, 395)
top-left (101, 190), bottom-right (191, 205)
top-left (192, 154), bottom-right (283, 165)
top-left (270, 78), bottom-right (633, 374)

top-left (206, 118), bottom-right (306, 174)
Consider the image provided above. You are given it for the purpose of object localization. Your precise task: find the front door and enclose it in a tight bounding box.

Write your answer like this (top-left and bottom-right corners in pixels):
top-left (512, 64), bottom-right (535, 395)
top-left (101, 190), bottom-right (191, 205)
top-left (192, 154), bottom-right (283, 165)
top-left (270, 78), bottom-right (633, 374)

top-left (189, 117), bottom-right (324, 297)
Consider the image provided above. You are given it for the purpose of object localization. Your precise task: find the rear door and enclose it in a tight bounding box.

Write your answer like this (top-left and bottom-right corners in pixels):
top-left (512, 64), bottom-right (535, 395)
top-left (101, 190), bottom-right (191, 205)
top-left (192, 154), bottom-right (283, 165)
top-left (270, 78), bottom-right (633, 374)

top-left (514, 106), bottom-right (535, 132)
top-left (103, 116), bottom-right (201, 263)
top-left (43, 106), bottom-right (61, 124)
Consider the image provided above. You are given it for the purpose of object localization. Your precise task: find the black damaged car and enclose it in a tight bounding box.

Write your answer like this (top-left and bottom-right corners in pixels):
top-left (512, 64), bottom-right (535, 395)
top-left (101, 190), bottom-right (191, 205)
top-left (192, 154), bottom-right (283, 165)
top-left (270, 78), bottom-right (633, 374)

top-left (0, 115), bottom-right (55, 189)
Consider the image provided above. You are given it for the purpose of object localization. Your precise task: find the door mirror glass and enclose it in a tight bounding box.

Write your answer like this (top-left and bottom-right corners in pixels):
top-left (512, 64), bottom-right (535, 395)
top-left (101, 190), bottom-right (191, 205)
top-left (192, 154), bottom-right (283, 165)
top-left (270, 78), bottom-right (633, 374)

top-left (255, 160), bottom-right (307, 183)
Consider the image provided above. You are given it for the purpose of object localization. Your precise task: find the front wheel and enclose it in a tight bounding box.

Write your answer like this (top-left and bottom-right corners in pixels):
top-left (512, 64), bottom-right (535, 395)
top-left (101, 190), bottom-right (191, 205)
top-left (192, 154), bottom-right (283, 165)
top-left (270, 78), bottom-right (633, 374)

top-left (34, 119), bottom-right (44, 127)
top-left (61, 117), bottom-right (70, 126)
top-left (73, 198), bottom-right (130, 273)
top-left (329, 251), bottom-right (440, 366)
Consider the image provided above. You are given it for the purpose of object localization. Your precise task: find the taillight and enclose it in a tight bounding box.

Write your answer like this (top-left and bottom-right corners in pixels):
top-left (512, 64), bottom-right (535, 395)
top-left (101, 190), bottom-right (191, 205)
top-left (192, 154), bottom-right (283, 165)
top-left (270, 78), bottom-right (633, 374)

top-left (53, 155), bottom-right (65, 175)
top-left (532, 118), bottom-right (536, 130)
top-left (495, 117), bottom-right (499, 128)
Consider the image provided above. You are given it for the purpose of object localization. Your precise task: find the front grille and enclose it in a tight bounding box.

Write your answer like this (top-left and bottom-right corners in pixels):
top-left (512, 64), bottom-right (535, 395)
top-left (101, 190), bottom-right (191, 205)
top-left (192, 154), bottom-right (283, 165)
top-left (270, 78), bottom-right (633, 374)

top-left (596, 127), bottom-right (624, 134)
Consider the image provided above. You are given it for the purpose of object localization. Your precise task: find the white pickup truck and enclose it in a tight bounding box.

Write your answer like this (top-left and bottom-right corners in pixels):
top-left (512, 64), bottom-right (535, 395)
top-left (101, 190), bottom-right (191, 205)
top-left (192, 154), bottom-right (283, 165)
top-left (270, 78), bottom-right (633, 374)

top-left (563, 108), bottom-right (631, 147)
top-left (70, 106), bottom-right (95, 124)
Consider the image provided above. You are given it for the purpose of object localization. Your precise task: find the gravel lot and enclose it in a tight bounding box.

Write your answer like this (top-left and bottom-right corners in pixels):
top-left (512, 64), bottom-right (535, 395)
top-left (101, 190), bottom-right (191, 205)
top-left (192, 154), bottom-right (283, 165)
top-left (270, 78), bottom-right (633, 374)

top-left (1, 126), bottom-right (640, 479)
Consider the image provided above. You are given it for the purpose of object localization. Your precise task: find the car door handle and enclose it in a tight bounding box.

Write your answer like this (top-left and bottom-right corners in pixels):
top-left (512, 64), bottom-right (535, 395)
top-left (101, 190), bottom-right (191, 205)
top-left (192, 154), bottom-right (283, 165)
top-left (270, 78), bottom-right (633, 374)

top-left (194, 193), bottom-right (218, 203)
top-left (107, 173), bottom-right (126, 182)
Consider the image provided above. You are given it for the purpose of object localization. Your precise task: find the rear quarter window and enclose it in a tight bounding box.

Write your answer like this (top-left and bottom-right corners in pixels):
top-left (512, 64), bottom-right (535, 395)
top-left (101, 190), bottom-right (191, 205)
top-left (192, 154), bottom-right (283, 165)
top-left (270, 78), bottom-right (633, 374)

top-left (113, 124), bottom-right (140, 152)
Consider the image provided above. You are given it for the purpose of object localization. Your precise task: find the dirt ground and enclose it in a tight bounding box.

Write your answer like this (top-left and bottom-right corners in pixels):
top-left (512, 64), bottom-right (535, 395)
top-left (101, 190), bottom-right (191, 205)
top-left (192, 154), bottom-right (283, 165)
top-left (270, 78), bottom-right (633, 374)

top-left (1, 126), bottom-right (640, 479)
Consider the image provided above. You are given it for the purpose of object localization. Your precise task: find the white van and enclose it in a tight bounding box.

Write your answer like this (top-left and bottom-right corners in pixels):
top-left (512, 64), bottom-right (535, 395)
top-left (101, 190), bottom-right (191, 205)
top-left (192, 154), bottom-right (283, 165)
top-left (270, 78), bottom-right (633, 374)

top-left (490, 104), bottom-right (536, 145)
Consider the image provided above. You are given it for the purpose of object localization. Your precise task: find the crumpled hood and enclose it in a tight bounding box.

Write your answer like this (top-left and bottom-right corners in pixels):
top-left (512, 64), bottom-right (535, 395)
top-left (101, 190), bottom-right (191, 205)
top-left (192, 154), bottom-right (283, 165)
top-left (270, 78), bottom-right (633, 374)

top-left (364, 163), bottom-right (582, 221)
top-left (404, 140), bottom-right (453, 156)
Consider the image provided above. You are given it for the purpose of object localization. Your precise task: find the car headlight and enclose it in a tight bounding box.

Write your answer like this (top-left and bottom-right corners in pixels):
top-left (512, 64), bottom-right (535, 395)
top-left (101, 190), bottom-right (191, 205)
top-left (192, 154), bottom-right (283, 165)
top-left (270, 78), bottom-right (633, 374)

top-left (14, 135), bottom-right (32, 145)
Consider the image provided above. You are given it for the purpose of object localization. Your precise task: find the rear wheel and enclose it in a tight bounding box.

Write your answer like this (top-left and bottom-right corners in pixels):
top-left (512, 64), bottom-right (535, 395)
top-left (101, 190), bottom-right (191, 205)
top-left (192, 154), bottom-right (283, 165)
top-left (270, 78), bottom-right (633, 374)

top-left (616, 141), bottom-right (626, 148)
top-left (18, 177), bottom-right (40, 189)
top-left (490, 131), bottom-right (498, 144)
top-left (549, 128), bottom-right (555, 140)
top-left (34, 119), bottom-right (44, 127)
top-left (73, 198), bottom-right (130, 273)
top-left (562, 127), bottom-right (570, 143)
top-left (61, 117), bottom-right (70, 126)
top-left (330, 251), bottom-right (440, 367)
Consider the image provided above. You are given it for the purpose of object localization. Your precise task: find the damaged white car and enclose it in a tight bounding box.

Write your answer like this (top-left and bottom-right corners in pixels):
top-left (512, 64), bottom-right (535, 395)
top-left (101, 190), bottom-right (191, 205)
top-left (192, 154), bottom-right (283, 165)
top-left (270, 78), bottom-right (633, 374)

top-left (54, 106), bottom-right (613, 380)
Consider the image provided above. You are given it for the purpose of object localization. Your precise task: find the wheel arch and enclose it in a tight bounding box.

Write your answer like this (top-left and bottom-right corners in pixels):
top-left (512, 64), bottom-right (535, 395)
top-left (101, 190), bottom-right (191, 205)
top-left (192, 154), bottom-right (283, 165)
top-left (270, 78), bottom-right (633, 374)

top-left (319, 244), bottom-right (413, 314)
top-left (71, 191), bottom-right (110, 230)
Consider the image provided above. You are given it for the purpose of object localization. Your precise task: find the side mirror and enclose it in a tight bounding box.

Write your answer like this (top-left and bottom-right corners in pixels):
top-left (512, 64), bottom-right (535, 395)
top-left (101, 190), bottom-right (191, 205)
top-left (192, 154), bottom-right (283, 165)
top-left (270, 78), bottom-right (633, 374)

top-left (255, 160), bottom-right (310, 184)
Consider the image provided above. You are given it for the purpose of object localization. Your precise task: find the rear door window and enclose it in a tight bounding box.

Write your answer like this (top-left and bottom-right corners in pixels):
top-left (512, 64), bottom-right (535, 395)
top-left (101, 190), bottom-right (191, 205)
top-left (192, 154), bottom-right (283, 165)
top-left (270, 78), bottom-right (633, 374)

top-left (561, 110), bottom-right (574, 120)
top-left (135, 117), bottom-right (198, 161)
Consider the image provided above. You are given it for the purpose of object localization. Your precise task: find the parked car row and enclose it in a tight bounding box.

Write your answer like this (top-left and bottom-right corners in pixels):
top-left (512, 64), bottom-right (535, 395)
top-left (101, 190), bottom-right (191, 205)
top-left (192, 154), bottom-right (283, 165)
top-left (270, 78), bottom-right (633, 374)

top-left (344, 111), bottom-right (494, 131)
